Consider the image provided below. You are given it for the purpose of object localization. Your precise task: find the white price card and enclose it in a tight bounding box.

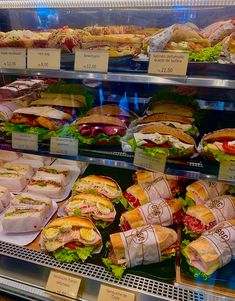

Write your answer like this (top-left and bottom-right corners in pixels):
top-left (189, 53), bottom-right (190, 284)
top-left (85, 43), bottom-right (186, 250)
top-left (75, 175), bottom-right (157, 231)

top-left (98, 284), bottom-right (135, 301)
top-left (46, 270), bottom-right (81, 299)
top-left (27, 48), bottom-right (61, 70)
top-left (50, 137), bottom-right (78, 156)
top-left (218, 161), bottom-right (235, 182)
top-left (12, 132), bottom-right (38, 151)
top-left (74, 49), bottom-right (109, 73)
top-left (134, 148), bottom-right (166, 173)
top-left (0, 48), bottom-right (26, 69)
top-left (148, 52), bottom-right (189, 76)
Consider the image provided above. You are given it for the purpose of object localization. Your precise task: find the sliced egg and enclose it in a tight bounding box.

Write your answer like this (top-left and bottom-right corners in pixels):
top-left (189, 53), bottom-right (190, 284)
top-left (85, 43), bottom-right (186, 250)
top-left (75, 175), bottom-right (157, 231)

top-left (44, 228), bottom-right (60, 240)
top-left (60, 224), bottom-right (72, 232)
top-left (80, 228), bottom-right (96, 242)
top-left (97, 203), bottom-right (111, 215)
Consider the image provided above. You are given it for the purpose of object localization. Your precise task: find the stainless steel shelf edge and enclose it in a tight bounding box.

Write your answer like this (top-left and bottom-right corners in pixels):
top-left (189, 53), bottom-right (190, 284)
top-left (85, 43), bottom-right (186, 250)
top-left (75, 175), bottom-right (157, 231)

top-left (1, 68), bottom-right (235, 89)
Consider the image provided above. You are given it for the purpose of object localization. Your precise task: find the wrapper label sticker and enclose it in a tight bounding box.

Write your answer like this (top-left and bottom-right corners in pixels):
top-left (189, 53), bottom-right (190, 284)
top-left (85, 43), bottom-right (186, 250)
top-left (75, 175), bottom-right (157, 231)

top-left (74, 49), bottom-right (109, 73)
top-left (206, 196), bottom-right (235, 224)
top-left (140, 177), bottom-right (172, 200)
top-left (27, 48), bottom-right (61, 70)
top-left (218, 161), bottom-right (235, 182)
top-left (120, 225), bottom-right (161, 267)
top-left (50, 137), bottom-right (78, 156)
top-left (0, 48), bottom-right (26, 69)
top-left (46, 270), bottom-right (81, 298)
top-left (133, 148), bottom-right (166, 173)
top-left (203, 221), bottom-right (235, 268)
top-left (12, 132), bottom-right (38, 151)
top-left (98, 284), bottom-right (135, 301)
top-left (148, 52), bottom-right (189, 76)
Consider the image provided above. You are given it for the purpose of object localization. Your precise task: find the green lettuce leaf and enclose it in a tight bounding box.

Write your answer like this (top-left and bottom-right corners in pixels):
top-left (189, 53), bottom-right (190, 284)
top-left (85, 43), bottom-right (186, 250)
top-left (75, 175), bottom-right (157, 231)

top-left (203, 143), bottom-right (235, 162)
top-left (181, 239), bottom-right (191, 250)
top-left (150, 88), bottom-right (195, 106)
top-left (102, 258), bottom-right (126, 279)
top-left (228, 185), bottom-right (235, 195)
top-left (94, 220), bottom-right (109, 229)
top-left (113, 196), bottom-right (129, 209)
top-left (186, 125), bottom-right (198, 137)
top-left (141, 145), bottom-right (191, 157)
top-left (182, 196), bottom-right (195, 211)
top-left (189, 44), bottom-right (222, 62)
top-left (161, 252), bottom-right (176, 261)
top-left (53, 246), bottom-right (94, 263)
top-left (182, 226), bottom-right (199, 238)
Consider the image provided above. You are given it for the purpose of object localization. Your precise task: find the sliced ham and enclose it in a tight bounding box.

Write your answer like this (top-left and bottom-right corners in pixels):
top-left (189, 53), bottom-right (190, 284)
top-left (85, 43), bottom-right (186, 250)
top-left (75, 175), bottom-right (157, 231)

top-left (79, 123), bottom-right (126, 138)
top-left (188, 249), bottom-right (207, 273)
top-left (214, 141), bottom-right (224, 152)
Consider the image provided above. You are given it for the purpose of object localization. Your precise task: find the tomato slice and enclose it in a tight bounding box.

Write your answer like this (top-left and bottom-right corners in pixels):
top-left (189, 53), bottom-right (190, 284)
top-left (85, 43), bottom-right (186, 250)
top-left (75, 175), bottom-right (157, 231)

top-left (65, 242), bottom-right (84, 249)
top-left (222, 141), bottom-right (235, 155)
top-left (159, 142), bottom-right (171, 148)
top-left (144, 141), bottom-right (157, 147)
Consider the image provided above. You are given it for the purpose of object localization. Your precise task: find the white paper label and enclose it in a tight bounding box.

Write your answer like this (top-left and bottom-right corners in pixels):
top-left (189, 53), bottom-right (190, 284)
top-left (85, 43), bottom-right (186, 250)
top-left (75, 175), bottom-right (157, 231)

top-left (0, 48), bottom-right (26, 69)
top-left (140, 177), bottom-right (173, 200)
top-left (50, 137), bottom-right (78, 156)
top-left (120, 225), bottom-right (161, 268)
top-left (138, 198), bottom-right (173, 227)
top-left (203, 221), bottom-right (235, 267)
top-left (205, 196), bottom-right (235, 224)
top-left (27, 48), bottom-right (61, 70)
top-left (12, 132), bottom-right (38, 151)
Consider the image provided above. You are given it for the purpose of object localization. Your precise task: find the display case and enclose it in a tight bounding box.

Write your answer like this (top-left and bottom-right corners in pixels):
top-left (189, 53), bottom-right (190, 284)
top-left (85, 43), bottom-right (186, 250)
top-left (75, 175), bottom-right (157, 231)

top-left (0, 1), bottom-right (235, 301)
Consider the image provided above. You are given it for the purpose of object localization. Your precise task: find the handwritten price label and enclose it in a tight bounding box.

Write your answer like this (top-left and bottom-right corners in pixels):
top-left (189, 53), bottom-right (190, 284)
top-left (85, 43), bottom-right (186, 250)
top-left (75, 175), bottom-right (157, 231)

top-left (218, 161), bottom-right (235, 182)
top-left (74, 49), bottom-right (109, 73)
top-left (50, 137), bottom-right (78, 157)
top-left (133, 148), bottom-right (166, 173)
top-left (148, 52), bottom-right (189, 76)
top-left (46, 270), bottom-right (81, 299)
top-left (27, 48), bottom-right (61, 70)
top-left (0, 48), bottom-right (26, 69)
top-left (98, 284), bottom-right (135, 301)
top-left (12, 132), bottom-right (38, 151)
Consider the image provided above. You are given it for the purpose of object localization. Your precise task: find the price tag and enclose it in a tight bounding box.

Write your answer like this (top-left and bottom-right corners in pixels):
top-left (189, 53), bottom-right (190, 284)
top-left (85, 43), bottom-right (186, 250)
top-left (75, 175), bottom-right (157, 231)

top-left (12, 132), bottom-right (38, 151)
top-left (148, 52), bottom-right (189, 76)
top-left (0, 48), bottom-right (26, 69)
top-left (50, 137), bottom-right (78, 156)
top-left (27, 48), bottom-right (61, 70)
top-left (98, 284), bottom-right (135, 301)
top-left (46, 270), bottom-right (81, 299)
top-left (133, 148), bottom-right (166, 173)
top-left (74, 49), bottom-right (109, 73)
top-left (218, 161), bottom-right (235, 182)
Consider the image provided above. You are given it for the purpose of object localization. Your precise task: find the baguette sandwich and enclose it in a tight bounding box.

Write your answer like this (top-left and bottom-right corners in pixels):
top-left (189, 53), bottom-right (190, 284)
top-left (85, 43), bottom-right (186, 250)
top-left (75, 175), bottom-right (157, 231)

top-left (64, 192), bottom-right (116, 228)
top-left (134, 170), bottom-right (180, 184)
top-left (40, 216), bottom-right (102, 262)
top-left (0, 169), bottom-right (27, 192)
top-left (146, 102), bottom-right (195, 117)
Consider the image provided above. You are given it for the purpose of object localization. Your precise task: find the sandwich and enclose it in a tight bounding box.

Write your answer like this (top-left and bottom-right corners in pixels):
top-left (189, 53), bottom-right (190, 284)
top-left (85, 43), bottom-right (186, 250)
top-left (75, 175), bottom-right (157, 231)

top-left (128, 124), bottom-right (196, 158)
top-left (200, 128), bottom-right (235, 162)
top-left (183, 195), bottom-right (235, 235)
top-left (86, 105), bottom-right (137, 126)
top-left (73, 114), bottom-right (126, 145)
top-left (182, 219), bottom-right (235, 277)
top-left (222, 32), bottom-right (235, 64)
top-left (0, 150), bottom-right (20, 162)
top-left (120, 197), bottom-right (184, 231)
top-left (135, 113), bottom-right (198, 137)
top-left (2, 205), bottom-right (46, 233)
top-left (103, 224), bottom-right (178, 278)
top-left (73, 175), bottom-right (122, 201)
top-left (3, 162), bottom-right (34, 179)
top-left (5, 106), bottom-right (72, 141)
top-left (37, 166), bottom-right (71, 185)
top-left (146, 102), bottom-right (195, 117)
top-left (134, 170), bottom-right (180, 184)
top-left (10, 192), bottom-right (52, 216)
top-left (0, 101), bottom-right (23, 122)
top-left (40, 216), bottom-right (102, 263)
top-left (0, 186), bottom-right (11, 212)
top-left (0, 169), bottom-right (27, 192)
top-left (185, 180), bottom-right (229, 207)
top-left (27, 176), bottom-right (63, 198)
top-left (81, 34), bottom-right (143, 57)
top-left (64, 192), bottom-right (116, 228)
top-left (83, 25), bottom-right (141, 35)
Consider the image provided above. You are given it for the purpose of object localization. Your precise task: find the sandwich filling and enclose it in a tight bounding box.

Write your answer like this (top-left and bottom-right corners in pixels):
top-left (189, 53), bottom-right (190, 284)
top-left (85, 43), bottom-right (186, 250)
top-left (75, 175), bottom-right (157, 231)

top-left (203, 140), bottom-right (235, 161)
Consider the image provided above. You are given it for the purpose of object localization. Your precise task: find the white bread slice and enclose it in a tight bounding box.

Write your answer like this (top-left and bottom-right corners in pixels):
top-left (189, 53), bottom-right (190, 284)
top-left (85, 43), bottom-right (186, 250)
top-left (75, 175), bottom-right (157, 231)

top-left (3, 162), bottom-right (34, 179)
top-left (28, 177), bottom-right (63, 198)
top-left (34, 171), bottom-right (66, 186)
top-left (0, 169), bottom-right (27, 192)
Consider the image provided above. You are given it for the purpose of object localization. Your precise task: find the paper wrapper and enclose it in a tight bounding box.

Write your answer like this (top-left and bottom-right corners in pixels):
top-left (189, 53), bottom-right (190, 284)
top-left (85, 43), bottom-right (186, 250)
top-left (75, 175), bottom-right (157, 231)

top-left (140, 177), bottom-right (173, 200)
top-left (202, 220), bottom-right (235, 268)
top-left (120, 225), bottom-right (161, 268)
top-left (208, 22), bottom-right (235, 45)
top-left (205, 195), bottom-right (235, 224)
top-left (148, 25), bottom-right (175, 53)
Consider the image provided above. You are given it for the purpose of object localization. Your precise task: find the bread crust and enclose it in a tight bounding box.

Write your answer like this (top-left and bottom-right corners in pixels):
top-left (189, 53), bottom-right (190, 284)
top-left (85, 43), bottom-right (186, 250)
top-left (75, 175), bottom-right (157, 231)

top-left (76, 114), bottom-right (126, 127)
top-left (203, 128), bottom-right (235, 142)
top-left (186, 205), bottom-right (215, 224)
top-left (71, 192), bottom-right (114, 211)
top-left (137, 113), bottom-right (194, 125)
top-left (45, 216), bottom-right (95, 229)
top-left (80, 175), bottom-right (118, 188)
top-left (126, 184), bottom-right (148, 205)
top-left (86, 105), bottom-right (132, 117)
top-left (147, 102), bottom-right (195, 117)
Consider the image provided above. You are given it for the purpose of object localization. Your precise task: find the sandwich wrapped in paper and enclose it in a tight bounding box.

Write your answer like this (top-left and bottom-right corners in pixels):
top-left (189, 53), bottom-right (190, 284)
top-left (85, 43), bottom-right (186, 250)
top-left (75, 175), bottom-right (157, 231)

top-left (2, 205), bottom-right (46, 233)
top-left (134, 170), bottom-right (180, 184)
top-left (200, 128), bottom-right (235, 162)
top-left (0, 101), bottom-right (23, 122)
top-left (40, 216), bottom-right (102, 262)
top-left (120, 197), bottom-right (183, 231)
top-left (0, 169), bottom-right (27, 192)
top-left (182, 219), bottom-right (235, 277)
top-left (0, 150), bottom-right (20, 162)
top-left (222, 32), bottom-right (235, 64)
top-left (64, 192), bottom-right (116, 228)
top-left (185, 180), bottom-right (229, 207)
top-left (27, 175), bottom-right (63, 198)
top-left (36, 165), bottom-right (71, 185)
top-left (83, 25), bottom-right (141, 35)
top-left (103, 224), bottom-right (178, 278)
top-left (0, 186), bottom-right (11, 212)
top-left (183, 195), bottom-right (235, 235)
top-left (3, 162), bottom-right (34, 179)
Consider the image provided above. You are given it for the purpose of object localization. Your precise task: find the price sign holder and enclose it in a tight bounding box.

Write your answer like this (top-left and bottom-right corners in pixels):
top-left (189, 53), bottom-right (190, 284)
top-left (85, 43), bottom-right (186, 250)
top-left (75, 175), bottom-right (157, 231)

top-left (0, 48), bottom-right (26, 69)
top-left (46, 270), bottom-right (81, 299)
top-left (12, 132), bottom-right (38, 151)
top-left (218, 161), bottom-right (235, 182)
top-left (74, 49), bottom-right (109, 73)
top-left (148, 51), bottom-right (189, 76)
top-left (98, 284), bottom-right (135, 301)
top-left (27, 48), bottom-right (61, 70)
top-left (50, 137), bottom-right (78, 157)
top-left (133, 148), bottom-right (166, 173)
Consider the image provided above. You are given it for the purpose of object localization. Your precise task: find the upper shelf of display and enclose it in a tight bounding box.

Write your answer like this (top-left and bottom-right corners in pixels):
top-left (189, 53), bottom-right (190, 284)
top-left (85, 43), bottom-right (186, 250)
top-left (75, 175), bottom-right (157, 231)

top-left (0, 0), bottom-right (234, 8)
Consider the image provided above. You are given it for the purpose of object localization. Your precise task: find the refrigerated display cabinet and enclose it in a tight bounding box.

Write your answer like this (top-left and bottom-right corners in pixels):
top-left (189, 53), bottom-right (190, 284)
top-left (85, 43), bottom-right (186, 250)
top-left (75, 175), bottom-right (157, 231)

top-left (0, 1), bottom-right (235, 301)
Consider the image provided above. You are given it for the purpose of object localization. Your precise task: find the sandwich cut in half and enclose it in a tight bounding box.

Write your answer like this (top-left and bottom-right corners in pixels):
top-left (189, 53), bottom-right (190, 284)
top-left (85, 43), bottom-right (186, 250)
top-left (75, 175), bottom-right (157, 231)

top-left (3, 162), bottom-right (34, 179)
top-left (103, 224), bottom-right (178, 278)
top-left (36, 165), bottom-right (71, 186)
top-left (64, 192), bottom-right (116, 229)
top-left (0, 186), bottom-right (11, 212)
top-left (0, 169), bottom-right (27, 192)
top-left (27, 175), bottom-right (63, 198)
top-left (200, 128), bottom-right (235, 162)
top-left (40, 216), bottom-right (102, 263)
